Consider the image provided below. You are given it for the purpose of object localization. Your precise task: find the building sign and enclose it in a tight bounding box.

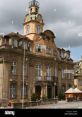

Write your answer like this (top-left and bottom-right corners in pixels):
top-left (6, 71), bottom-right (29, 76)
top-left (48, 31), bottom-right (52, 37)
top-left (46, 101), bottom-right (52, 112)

top-left (64, 69), bottom-right (74, 74)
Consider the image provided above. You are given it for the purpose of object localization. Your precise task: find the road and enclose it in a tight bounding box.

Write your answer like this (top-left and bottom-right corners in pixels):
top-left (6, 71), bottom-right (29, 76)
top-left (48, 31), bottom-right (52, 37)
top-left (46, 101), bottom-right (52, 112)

top-left (26, 100), bottom-right (82, 109)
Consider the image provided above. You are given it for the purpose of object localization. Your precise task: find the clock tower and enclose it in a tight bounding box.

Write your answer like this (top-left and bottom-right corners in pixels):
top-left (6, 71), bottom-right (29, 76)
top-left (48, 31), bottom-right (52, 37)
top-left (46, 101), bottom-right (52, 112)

top-left (24, 0), bottom-right (44, 40)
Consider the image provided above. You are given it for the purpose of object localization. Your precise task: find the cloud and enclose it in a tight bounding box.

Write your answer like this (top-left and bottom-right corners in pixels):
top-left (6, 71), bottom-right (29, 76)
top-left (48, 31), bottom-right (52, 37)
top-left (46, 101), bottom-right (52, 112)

top-left (0, 0), bottom-right (82, 47)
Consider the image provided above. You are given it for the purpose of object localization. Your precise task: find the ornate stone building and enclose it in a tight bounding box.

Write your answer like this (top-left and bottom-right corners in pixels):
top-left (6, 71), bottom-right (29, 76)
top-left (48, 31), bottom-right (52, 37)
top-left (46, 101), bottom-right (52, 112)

top-left (0, 0), bottom-right (74, 106)
top-left (57, 48), bottom-right (74, 96)
top-left (74, 57), bottom-right (82, 90)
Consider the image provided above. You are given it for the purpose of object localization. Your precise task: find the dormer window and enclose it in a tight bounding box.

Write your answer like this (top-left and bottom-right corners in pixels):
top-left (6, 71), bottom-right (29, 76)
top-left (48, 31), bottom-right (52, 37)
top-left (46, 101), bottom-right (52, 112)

top-left (61, 52), bottom-right (64, 58)
top-left (28, 42), bottom-right (31, 51)
top-left (46, 46), bottom-right (52, 54)
top-left (35, 44), bottom-right (41, 52)
top-left (19, 41), bottom-right (23, 47)
top-left (23, 41), bottom-right (27, 50)
top-left (12, 39), bottom-right (18, 48)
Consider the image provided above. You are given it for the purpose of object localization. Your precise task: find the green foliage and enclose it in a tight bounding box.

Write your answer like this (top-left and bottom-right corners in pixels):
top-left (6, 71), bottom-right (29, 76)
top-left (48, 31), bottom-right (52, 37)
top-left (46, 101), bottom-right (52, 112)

top-left (58, 91), bottom-right (65, 100)
top-left (31, 93), bottom-right (37, 101)
top-left (42, 95), bottom-right (48, 101)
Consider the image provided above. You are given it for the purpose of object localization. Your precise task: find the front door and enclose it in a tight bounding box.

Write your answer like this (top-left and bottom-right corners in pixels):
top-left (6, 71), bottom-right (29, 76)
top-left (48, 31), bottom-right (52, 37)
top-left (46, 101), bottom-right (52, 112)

top-left (47, 85), bottom-right (52, 99)
top-left (35, 85), bottom-right (41, 99)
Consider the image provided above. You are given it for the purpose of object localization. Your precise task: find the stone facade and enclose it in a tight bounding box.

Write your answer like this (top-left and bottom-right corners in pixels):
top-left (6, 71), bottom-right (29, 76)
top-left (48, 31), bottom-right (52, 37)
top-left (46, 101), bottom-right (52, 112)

top-left (74, 57), bottom-right (82, 90)
top-left (57, 48), bottom-right (74, 96)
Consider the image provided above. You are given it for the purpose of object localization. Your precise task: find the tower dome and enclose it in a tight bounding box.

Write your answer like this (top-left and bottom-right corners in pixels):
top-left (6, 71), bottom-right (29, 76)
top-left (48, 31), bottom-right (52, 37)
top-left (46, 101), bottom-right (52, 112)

top-left (29, 0), bottom-right (39, 14)
top-left (24, 0), bottom-right (44, 40)
top-left (29, 0), bottom-right (39, 8)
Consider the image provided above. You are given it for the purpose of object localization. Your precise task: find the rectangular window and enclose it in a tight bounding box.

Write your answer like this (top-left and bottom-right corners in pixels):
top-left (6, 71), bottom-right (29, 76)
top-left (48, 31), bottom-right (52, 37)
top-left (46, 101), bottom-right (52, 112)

top-left (19, 40), bottom-right (23, 47)
top-left (23, 63), bottom-right (27, 77)
top-left (11, 61), bottom-right (16, 75)
top-left (22, 41), bottom-right (27, 50)
top-left (10, 83), bottom-right (16, 99)
top-left (12, 39), bottom-right (18, 48)
top-left (55, 66), bottom-right (58, 77)
top-left (35, 64), bottom-right (42, 80)
top-left (62, 68), bottom-right (64, 79)
top-left (46, 46), bottom-right (52, 54)
top-left (61, 52), bottom-right (64, 58)
top-left (46, 65), bottom-right (51, 80)
top-left (21, 84), bottom-right (28, 98)
top-left (27, 42), bottom-right (31, 51)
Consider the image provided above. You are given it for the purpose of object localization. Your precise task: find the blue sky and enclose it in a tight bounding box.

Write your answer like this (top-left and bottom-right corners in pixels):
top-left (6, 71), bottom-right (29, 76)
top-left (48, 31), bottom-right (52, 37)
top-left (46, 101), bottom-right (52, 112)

top-left (70, 47), bottom-right (82, 61)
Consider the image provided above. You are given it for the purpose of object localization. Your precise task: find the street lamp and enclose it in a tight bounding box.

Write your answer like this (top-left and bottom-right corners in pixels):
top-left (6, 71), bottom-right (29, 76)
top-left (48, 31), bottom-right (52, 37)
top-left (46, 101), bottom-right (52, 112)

top-left (0, 56), bottom-right (4, 106)
top-left (54, 82), bottom-right (56, 98)
top-left (22, 44), bottom-right (26, 109)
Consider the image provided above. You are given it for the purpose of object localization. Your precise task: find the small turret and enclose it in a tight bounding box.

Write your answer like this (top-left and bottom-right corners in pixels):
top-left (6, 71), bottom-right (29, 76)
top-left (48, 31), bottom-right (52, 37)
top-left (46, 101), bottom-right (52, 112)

top-left (29, 0), bottom-right (39, 14)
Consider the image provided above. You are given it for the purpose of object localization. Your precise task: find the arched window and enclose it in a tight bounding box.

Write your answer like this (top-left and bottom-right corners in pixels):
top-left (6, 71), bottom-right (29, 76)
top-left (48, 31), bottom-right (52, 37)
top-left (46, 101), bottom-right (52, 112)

top-left (36, 25), bottom-right (41, 33)
top-left (27, 25), bottom-right (30, 34)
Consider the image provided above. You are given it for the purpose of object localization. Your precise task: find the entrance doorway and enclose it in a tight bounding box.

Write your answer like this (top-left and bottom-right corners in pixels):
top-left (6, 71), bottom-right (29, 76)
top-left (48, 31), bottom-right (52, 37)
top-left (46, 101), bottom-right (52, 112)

top-left (47, 85), bottom-right (52, 99)
top-left (55, 85), bottom-right (58, 97)
top-left (35, 85), bottom-right (41, 99)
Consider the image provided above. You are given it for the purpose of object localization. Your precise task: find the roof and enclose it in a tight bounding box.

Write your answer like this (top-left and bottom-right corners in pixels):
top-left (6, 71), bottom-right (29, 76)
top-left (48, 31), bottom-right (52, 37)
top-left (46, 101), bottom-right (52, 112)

top-left (44, 30), bottom-right (55, 38)
top-left (4, 32), bottom-right (33, 42)
top-left (74, 88), bottom-right (82, 93)
top-left (65, 87), bottom-right (82, 93)
top-left (65, 88), bottom-right (75, 93)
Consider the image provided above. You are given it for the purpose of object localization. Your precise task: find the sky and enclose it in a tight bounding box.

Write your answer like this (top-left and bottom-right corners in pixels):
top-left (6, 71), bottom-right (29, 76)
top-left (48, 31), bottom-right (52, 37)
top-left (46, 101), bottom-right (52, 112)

top-left (0, 0), bottom-right (82, 61)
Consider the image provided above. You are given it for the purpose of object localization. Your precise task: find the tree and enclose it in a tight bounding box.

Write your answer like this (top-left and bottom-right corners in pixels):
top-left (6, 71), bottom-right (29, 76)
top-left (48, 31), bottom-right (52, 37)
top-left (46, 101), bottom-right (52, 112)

top-left (58, 91), bottom-right (65, 100)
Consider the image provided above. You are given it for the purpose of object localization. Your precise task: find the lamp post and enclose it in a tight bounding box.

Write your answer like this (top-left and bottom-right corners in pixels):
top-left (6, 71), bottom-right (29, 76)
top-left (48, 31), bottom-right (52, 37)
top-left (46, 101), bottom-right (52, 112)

top-left (54, 82), bottom-right (56, 98)
top-left (22, 44), bottom-right (26, 109)
top-left (0, 56), bottom-right (4, 106)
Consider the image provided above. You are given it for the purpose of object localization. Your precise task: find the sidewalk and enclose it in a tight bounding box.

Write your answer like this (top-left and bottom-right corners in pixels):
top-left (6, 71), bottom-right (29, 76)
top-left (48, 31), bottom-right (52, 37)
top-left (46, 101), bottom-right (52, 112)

top-left (26, 100), bottom-right (82, 109)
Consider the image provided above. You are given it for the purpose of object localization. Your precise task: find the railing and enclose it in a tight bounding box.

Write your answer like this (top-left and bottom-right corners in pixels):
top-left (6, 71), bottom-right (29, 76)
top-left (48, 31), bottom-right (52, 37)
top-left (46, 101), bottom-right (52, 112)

top-left (36, 76), bottom-right (42, 81)
top-left (9, 74), bottom-right (28, 81)
top-left (35, 76), bottom-right (58, 82)
top-left (46, 76), bottom-right (58, 82)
